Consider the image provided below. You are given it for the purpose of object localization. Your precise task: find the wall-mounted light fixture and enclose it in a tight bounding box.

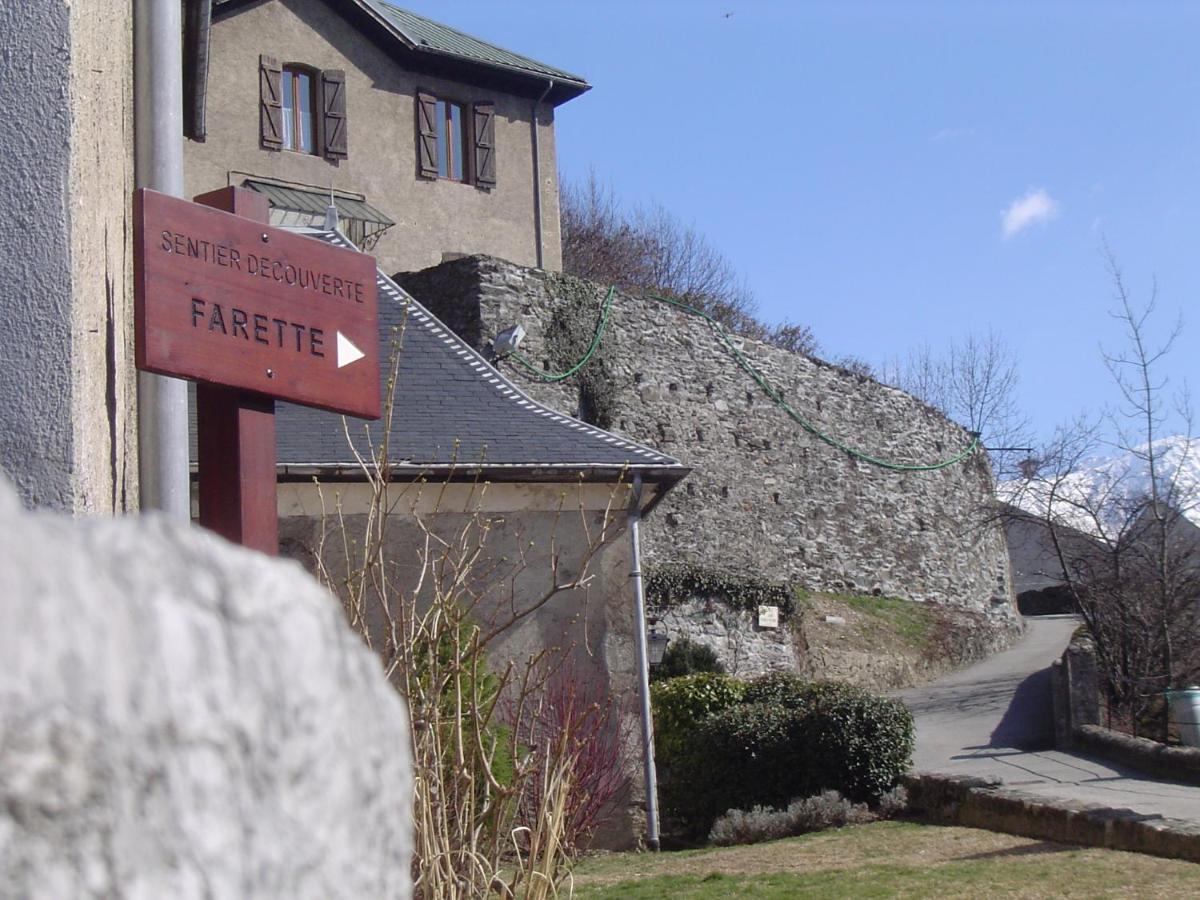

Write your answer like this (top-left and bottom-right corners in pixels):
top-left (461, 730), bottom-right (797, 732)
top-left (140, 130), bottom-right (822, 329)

top-left (493, 323), bottom-right (526, 357)
top-left (646, 616), bottom-right (669, 667)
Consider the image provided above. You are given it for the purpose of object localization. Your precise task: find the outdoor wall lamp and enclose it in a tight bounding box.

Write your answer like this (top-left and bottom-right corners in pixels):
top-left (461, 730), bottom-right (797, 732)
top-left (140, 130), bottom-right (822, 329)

top-left (646, 617), bottom-right (669, 667)
top-left (493, 323), bottom-right (526, 357)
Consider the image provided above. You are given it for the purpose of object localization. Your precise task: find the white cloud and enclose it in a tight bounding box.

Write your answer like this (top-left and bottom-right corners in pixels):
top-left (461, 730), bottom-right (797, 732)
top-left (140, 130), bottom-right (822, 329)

top-left (1001, 188), bottom-right (1058, 239)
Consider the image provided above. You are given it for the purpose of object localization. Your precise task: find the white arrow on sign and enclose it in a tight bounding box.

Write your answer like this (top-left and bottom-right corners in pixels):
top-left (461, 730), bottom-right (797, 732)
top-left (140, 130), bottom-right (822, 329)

top-left (336, 331), bottom-right (366, 369)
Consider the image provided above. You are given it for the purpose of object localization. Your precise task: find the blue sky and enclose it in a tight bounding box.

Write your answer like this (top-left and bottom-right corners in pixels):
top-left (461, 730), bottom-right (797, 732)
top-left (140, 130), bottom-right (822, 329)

top-left (398, 0), bottom-right (1198, 444)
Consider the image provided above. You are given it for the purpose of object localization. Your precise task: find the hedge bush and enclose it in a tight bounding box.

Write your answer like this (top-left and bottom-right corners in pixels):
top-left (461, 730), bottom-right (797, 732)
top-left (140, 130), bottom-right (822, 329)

top-left (649, 639), bottom-right (725, 682)
top-left (742, 672), bottom-right (860, 710)
top-left (657, 673), bottom-right (914, 834)
top-left (650, 673), bottom-right (746, 763)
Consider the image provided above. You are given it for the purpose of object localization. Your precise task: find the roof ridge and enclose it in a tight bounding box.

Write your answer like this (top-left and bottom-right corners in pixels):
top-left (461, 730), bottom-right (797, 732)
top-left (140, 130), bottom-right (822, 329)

top-left (364, 0), bottom-right (589, 87)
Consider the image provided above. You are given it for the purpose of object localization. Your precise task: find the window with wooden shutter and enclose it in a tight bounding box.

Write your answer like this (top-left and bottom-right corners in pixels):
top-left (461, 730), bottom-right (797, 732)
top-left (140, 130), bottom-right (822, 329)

top-left (416, 91), bottom-right (439, 179)
top-left (259, 55), bottom-right (283, 150)
top-left (472, 101), bottom-right (496, 189)
top-left (320, 69), bottom-right (347, 159)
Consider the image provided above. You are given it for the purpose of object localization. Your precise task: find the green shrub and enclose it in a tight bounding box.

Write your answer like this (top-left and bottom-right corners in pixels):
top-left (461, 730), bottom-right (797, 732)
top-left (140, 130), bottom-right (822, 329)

top-left (803, 690), bottom-right (915, 802)
top-left (650, 639), bottom-right (726, 682)
top-left (680, 702), bottom-right (808, 828)
top-left (651, 673), bottom-right (747, 827)
top-left (742, 673), bottom-right (859, 709)
top-left (665, 676), bottom-right (915, 834)
top-left (650, 673), bottom-right (746, 763)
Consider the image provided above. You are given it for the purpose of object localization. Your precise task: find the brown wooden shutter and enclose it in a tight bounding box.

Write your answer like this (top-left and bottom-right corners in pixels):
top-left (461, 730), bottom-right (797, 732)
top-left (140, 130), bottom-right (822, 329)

top-left (472, 101), bottom-right (496, 189)
top-left (416, 91), bottom-right (438, 179)
top-left (259, 55), bottom-right (283, 150)
top-left (320, 69), bottom-right (348, 159)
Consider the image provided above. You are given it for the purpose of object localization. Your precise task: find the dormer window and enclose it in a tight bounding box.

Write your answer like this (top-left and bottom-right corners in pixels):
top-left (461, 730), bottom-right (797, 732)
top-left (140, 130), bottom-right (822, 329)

top-left (280, 66), bottom-right (317, 154)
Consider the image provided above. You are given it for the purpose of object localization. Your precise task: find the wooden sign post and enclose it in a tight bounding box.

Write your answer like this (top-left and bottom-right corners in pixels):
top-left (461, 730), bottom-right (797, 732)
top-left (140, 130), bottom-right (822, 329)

top-left (133, 186), bottom-right (380, 554)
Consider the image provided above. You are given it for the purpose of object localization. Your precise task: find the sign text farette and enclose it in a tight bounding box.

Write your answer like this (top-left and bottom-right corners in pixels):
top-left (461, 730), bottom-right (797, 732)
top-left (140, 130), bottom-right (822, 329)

top-left (134, 188), bottom-right (380, 419)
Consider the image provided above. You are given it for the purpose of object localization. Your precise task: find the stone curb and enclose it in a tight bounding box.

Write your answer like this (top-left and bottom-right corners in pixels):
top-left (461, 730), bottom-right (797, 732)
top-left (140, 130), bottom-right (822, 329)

top-left (1071, 725), bottom-right (1200, 786)
top-left (902, 772), bottom-right (1200, 863)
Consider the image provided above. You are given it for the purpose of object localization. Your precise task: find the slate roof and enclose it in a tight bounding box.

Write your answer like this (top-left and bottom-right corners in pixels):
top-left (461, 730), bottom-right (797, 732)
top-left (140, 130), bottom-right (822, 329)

top-left (264, 229), bottom-right (685, 484)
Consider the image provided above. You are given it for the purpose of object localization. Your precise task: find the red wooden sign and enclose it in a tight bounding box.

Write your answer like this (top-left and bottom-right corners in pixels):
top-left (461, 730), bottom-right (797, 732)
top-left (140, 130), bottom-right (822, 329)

top-left (134, 187), bottom-right (380, 420)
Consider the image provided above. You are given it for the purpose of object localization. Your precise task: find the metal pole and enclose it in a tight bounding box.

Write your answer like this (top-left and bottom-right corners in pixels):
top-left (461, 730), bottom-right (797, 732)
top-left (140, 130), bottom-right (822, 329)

top-left (629, 474), bottom-right (661, 850)
top-left (134, 0), bottom-right (190, 516)
top-left (530, 79), bottom-right (553, 269)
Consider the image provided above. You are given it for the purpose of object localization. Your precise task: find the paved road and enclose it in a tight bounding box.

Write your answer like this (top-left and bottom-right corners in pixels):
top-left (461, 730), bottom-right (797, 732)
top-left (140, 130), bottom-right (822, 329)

top-left (896, 616), bottom-right (1200, 823)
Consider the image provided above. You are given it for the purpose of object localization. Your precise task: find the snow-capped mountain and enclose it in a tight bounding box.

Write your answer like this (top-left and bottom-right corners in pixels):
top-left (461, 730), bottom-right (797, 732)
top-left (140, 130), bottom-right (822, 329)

top-left (998, 435), bottom-right (1200, 538)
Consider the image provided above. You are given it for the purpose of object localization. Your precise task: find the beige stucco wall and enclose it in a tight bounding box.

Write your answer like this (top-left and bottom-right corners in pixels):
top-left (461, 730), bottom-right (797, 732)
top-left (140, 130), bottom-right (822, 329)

top-left (0, 0), bottom-right (135, 513)
top-left (276, 477), bottom-right (646, 848)
top-left (187, 0), bottom-right (563, 275)
top-left (70, 0), bottom-right (137, 513)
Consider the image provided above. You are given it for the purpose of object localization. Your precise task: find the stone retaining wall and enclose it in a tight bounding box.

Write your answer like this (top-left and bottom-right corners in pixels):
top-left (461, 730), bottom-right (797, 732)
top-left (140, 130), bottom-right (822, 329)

top-left (1072, 725), bottom-right (1200, 786)
top-left (904, 772), bottom-right (1200, 863)
top-left (1051, 631), bottom-right (1200, 784)
top-left (397, 257), bottom-right (1018, 622)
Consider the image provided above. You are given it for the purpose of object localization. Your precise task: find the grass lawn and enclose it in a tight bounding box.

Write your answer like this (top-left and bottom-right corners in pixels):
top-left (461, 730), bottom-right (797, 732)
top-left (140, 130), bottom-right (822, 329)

top-left (568, 821), bottom-right (1200, 899)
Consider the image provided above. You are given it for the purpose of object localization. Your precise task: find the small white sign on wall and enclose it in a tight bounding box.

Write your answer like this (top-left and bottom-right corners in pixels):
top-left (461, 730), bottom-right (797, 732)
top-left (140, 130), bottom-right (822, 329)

top-left (757, 605), bottom-right (779, 629)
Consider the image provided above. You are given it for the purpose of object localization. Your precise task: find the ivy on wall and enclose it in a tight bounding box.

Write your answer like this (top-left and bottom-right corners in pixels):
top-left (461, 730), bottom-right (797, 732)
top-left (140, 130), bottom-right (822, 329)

top-left (544, 276), bottom-right (620, 430)
top-left (645, 563), bottom-right (798, 618)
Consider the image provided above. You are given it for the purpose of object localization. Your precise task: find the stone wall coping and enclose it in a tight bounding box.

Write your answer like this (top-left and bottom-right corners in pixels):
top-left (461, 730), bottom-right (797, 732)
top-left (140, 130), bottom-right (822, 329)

top-left (903, 771), bottom-right (1200, 863)
top-left (1072, 724), bottom-right (1200, 786)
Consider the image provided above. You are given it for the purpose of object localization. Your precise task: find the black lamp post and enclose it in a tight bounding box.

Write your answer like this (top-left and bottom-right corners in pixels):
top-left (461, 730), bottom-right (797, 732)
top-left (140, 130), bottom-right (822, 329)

top-left (647, 617), bottom-right (670, 667)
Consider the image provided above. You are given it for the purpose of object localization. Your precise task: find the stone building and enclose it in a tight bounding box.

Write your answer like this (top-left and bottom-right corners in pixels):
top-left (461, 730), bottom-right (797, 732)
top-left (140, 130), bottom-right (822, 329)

top-left (398, 256), bottom-right (1020, 624)
top-left (189, 0), bottom-right (588, 275)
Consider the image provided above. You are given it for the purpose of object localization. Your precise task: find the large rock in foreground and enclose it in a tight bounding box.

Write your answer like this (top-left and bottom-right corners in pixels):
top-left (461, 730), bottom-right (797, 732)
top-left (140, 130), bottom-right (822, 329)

top-left (0, 480), bottom-right (411, 898)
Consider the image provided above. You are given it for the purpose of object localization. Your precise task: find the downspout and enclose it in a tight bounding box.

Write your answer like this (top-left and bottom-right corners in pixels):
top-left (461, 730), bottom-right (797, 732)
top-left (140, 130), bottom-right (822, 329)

top-left (134, 0), bottom-right (190, 516)
top-left (629, 474), bottom-right (662, 851)
top-left (531, 79), bottom-right (553, 269)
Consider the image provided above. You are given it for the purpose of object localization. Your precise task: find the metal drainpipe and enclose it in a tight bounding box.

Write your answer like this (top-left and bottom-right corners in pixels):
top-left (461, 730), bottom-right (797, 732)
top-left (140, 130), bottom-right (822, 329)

top-left (134, 0), bottom-right (190, 517)
top-left (531, 79), bottom-right (553, 269)
top-left (629, 474), bottom-right (662, 850)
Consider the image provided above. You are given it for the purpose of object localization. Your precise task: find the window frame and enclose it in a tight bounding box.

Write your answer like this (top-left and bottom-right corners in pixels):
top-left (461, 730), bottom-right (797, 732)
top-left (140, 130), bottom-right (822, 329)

top-left (280, 64), bottom-right (318, 155)
top-left (417, 91), bottom-right (494, 188)
top-left (435, 98), bottom-right (470, 183)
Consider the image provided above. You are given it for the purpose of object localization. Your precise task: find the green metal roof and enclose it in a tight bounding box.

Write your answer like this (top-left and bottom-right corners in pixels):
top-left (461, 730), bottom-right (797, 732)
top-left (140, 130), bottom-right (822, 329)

top-left (215, 0), bottom-right (590, 104)
top-left (362, 1), bottom-right (589, 90)
top-left (242, 180), bottom-right (394, 227)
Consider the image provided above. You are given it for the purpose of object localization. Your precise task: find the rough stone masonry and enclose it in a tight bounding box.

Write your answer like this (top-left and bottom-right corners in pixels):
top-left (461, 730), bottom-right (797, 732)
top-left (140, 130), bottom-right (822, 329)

top-left (0, 477), bottom-right (412, 899)
top-left (398, 256), bottom-right (1016, 620)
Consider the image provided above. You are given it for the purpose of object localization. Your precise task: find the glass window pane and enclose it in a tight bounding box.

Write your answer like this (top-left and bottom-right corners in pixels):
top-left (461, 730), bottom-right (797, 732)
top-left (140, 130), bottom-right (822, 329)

top-left (435, 100), bottom-right (449, 177)
top-left (449, 103), bottom-right (464, 181)
top-left (281, 70), bottom-right (295, 150)
top-left (297, 72), bottom-right (313, 153)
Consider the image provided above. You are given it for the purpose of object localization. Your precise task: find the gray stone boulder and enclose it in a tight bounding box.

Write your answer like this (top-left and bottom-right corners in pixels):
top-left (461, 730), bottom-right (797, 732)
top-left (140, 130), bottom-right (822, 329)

top-left (0, 480), bottom-right (412, 898)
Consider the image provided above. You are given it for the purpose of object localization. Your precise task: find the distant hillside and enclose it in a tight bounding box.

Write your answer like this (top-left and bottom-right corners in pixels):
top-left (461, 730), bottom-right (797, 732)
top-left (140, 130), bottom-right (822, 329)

top-left (999, 435), bottom-right (1199, 537)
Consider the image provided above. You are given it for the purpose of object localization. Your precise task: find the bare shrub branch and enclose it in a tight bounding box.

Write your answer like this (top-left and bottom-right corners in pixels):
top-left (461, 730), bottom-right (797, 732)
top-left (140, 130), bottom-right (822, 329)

top-left (883, 328), bottom-right (1032, 476)
top-left (560, 170), bottom-right (819, 356)
top-left (310, 328), bottom-right (634, 896)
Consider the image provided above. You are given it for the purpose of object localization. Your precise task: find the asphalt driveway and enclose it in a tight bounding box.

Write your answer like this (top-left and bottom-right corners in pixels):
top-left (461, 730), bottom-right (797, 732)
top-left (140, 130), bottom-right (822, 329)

top-left (896, 616), bottom-right (1200, 823)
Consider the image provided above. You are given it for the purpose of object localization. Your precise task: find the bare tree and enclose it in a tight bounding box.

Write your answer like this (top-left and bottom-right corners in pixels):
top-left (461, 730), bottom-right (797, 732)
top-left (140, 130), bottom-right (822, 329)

top-left (560, 171), bottom-right (819, 356)
top-left (1002, 255), bottom-right (1198, 737)
top-left (883, 329), bottom-right (1032, 475)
